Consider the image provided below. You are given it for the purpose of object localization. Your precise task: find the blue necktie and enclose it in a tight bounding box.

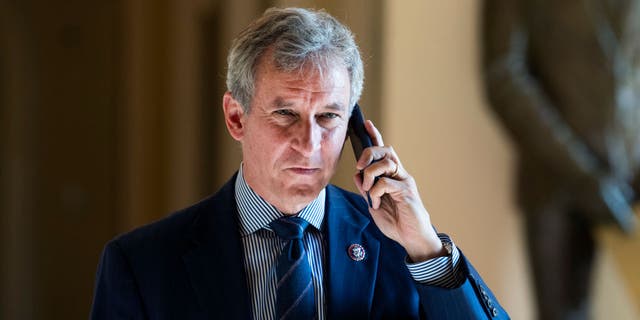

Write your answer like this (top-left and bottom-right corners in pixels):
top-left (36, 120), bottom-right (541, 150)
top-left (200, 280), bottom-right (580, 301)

top-left (270, 216), bottom-right (316, 320)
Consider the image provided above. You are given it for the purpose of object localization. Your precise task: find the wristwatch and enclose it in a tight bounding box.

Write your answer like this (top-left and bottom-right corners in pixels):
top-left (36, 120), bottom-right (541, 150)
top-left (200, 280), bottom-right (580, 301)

top-left (439, 233), bottom-right (454, 256)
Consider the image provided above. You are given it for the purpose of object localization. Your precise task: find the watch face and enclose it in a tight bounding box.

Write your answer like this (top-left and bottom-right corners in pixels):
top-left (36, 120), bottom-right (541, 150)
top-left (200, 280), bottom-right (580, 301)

top-left (442, 240), bottom-right (453, 255)
top-left (438, 233), bottom-right (454, 255)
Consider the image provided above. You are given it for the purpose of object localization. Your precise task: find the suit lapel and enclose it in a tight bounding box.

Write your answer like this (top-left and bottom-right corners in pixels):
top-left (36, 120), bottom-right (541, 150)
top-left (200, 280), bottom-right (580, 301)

top-left (182, 175), bottom-right (252, 319)
top-left (325, 186), bottom-right (380, 318)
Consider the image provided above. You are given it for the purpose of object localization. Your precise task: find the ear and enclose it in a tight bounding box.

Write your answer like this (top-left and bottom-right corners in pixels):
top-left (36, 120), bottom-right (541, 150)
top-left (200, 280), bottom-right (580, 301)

top-left (223, 91), bottom-right (246, 141)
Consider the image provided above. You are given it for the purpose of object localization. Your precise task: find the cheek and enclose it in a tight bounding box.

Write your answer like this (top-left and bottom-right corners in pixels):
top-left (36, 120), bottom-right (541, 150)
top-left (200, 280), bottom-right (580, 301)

top-left (246, 125), bottom-right (286, 158)
top-left (322, 129), bottom-right (347, 156)
top-left (264, 127), bottom-right (296, 155)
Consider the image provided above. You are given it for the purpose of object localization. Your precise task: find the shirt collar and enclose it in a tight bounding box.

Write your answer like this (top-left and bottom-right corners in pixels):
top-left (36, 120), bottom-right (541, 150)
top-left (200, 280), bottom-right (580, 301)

top-left (235, 164), bottom-right (325, 236)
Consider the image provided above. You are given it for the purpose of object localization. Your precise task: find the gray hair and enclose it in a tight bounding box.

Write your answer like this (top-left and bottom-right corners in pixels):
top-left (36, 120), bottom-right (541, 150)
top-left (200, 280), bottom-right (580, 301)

top-left (226, 7), bottom-right (364, 111)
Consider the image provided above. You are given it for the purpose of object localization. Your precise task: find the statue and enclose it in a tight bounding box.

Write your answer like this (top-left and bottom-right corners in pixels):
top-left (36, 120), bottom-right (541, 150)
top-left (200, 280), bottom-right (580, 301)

top-left (482, 0), bottom-right (640, 319)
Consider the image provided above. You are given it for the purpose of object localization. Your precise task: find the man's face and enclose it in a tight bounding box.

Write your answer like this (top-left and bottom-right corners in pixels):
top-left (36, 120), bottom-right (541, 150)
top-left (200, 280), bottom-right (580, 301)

top-left (225, 56), bottom-right (352, 213)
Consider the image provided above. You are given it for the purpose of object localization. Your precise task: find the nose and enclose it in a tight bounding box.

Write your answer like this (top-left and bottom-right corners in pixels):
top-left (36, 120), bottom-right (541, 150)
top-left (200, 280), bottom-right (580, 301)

top-left (292, 119), bottom-right (322, 156)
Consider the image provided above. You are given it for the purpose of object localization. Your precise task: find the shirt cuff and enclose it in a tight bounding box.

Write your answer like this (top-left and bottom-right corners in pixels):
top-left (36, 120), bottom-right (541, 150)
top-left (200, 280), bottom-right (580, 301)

top-left (405, 233), bottom-right (463, 288)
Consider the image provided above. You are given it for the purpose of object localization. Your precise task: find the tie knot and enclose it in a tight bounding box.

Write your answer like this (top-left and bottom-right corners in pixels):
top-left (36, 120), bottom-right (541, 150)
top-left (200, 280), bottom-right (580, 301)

top-left (270, 216), bottom-right (310, 240)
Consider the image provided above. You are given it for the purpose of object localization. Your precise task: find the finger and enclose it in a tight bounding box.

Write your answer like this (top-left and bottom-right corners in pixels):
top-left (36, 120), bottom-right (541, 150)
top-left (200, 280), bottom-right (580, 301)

top-left (375, 145), bottom-right (409, 180)
top-left (369, 204), bottom-right (395, 226)
top-left (352, 171), bottom-right (366, 196)
top-left (365, 120), bottom-right (384, 147)
top-left (368, 177), bottom-right (403, 209)
top-left (356, 145), bottom-right (395, 170)
top-left (361, 156), bottom-right (398, 191)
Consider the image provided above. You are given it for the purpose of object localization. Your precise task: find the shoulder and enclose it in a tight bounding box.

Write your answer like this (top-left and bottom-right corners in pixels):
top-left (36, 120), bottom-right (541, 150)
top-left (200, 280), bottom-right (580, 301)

top-left (326, 184), bottom-right (369, 212)
top-left (325, 184), bottom-right (391, 239)
top-left (108, 195), bottom-right (213, 257)
top-left (325, 184), bottom-right (375, 221)
top-left (109, 175), bottom-right (237, 258)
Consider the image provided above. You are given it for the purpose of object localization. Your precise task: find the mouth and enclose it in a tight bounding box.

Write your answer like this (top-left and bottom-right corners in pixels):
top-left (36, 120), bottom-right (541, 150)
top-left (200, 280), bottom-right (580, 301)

top-left (288, 167), bottom-right (321, 175)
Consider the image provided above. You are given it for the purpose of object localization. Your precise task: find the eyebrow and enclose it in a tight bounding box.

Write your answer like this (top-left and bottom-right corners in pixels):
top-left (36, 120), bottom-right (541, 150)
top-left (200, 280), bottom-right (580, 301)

top-left (274, 98), bottom-right (294, 108)
top-left (273, 98), bottom-right (346, 112)
top-left (324, 103), bottom-right (345, 111)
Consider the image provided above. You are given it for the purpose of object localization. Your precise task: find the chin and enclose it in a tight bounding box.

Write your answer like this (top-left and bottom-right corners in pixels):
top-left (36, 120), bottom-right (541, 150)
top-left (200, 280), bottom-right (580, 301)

top-left (285, 182), bottom-right (324, 201)
top-left (289, 184), bottom-right (321, 196)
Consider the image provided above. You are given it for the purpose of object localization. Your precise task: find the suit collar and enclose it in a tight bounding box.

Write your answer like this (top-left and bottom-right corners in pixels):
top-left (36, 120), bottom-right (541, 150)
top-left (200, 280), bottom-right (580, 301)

top-left (182, 173), bottom-right (252, 319)
top-left (324, 185), bottom-right (381, 319)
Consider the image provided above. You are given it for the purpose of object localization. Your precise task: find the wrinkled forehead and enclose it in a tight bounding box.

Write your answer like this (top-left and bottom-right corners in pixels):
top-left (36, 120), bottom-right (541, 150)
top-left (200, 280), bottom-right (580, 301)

top-left (259, 54), bottom-right (350, 91)
top-left (260, 46), bottom-right (347, 81)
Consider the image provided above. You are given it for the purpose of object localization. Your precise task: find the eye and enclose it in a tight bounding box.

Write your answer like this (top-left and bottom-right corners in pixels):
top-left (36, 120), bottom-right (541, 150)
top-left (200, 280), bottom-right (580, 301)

top-left (273, 109), bottom-right (297, 118)
top-left (317, 112), bottom-right (343, 128)
top-left (271, 109), bottom-right (298, 126)
top-left (319, 112), bottom-right (340, 120)
top-left (274, 109), bottom-right (295, 117)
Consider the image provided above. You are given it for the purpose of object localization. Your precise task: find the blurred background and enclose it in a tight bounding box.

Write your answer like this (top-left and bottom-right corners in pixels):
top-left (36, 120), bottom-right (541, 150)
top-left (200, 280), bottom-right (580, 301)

top-left (1, 0), bottom-right (638, 319)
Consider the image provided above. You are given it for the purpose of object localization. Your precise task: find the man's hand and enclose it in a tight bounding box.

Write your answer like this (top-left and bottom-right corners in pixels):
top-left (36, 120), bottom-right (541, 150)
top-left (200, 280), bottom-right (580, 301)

top-left (353, 120), bottom-right (446, 262)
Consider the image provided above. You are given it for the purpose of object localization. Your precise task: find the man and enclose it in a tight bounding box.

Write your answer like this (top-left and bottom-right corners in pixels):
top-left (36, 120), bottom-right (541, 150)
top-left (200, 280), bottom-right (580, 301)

top-left (483, 0), bottom-right (640, 319)
top-left (92, 7), bottom-right (508, 319)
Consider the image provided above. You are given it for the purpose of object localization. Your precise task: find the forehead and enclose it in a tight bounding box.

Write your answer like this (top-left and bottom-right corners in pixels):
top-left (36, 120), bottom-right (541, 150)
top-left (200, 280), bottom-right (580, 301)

top-left (254, 54), bottom-right (351, 95)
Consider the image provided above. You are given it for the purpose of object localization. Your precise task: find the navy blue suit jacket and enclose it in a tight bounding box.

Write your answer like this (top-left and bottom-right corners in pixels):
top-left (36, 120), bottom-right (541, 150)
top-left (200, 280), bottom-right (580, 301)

top-left (91, 174), bottom-right (509, 319)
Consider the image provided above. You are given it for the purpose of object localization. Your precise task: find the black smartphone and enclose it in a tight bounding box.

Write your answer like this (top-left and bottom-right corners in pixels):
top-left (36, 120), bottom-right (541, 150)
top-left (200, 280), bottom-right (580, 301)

top-left (347, 103), bottom-right (373, 161)
top-left (347, 103), bottom-right (376, 207)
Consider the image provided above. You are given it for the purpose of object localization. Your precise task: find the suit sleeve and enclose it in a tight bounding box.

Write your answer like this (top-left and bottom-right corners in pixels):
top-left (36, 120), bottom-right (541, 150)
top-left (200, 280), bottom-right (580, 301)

top-left (415, 252), bottom-right (510, 320)
top-left (90, 240), bottom-right (147, 320)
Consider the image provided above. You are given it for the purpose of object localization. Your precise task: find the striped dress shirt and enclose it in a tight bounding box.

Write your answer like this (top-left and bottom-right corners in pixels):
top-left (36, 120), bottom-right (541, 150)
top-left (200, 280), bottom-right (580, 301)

top-left (234, 165), bottom-right (462, 319)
